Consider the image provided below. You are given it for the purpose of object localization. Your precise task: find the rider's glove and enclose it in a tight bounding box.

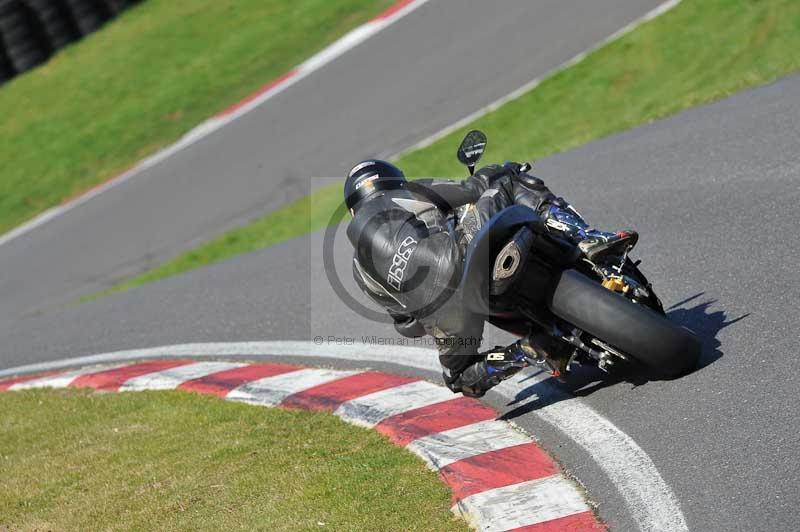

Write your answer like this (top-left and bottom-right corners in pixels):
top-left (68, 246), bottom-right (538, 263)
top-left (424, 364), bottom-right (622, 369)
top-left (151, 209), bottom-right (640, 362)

top-left (502, 161), bottom-right (524, 177)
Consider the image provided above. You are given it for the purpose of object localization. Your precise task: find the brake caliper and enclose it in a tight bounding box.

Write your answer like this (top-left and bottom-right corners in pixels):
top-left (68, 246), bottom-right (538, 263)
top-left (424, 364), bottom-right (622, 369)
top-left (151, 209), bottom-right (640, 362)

top-left (601, 276), bottom-right (628, 293)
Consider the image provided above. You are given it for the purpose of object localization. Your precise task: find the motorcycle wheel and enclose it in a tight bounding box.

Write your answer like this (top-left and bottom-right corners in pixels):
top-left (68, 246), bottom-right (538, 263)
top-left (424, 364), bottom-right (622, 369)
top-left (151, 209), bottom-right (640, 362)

top-left (548, 269), bottom-right (701, 377)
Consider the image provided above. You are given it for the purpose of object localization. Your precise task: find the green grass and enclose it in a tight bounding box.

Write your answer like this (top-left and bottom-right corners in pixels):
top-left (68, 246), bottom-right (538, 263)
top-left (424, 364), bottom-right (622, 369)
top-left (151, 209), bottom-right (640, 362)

top-left (93, 0), bottom-right (800, 295)
top-left (0, 388), bottom-right (467, 531)
top-left (0, 0), bottom-right (393, 236)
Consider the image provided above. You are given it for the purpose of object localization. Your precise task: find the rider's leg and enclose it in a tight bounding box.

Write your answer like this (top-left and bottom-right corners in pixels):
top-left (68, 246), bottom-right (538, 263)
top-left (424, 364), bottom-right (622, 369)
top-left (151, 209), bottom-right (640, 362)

top-left (450, 342), bottom-right (530, 398)
top-left (541, 198), bottom-right (638, 260)
top-left (446, 332), bottom-right (574, 397)
top-left (510, 172), bottom-right (638, 260)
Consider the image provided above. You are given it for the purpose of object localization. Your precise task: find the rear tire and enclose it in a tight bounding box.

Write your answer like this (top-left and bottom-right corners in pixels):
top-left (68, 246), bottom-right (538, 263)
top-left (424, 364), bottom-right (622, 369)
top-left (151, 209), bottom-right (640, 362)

top-left (548, 269), bottom-right (701, 377)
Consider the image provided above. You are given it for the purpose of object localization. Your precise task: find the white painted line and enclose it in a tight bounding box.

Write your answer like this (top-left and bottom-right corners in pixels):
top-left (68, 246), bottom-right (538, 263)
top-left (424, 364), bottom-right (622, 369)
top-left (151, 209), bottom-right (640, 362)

top-left (0, 342), bottom-right (439, 379)
top-left (454, 474), bottom-right (590, 532)
top-left (0, 0), bottom-right (432, 249)
top-left (498, 375), bottom-right (689, 532)
top-left (0, 0), bottom-right (682, 249)
top-left (120, 361), bottom-right (246, 391)
top-left (298, 25), bottom-right (378, 74)
top-left (407, 419), bottom-right (531, 469)
top-left (391, 0), bottom-right (683, 159)
top-left (9, 366), bottom-right (117, 390)
top-left (335, 379), bottom-right (453, 428)
top-left (0, 341), bottom-right (688, 532)
top-left (226, 368), bottom-right (358, 407)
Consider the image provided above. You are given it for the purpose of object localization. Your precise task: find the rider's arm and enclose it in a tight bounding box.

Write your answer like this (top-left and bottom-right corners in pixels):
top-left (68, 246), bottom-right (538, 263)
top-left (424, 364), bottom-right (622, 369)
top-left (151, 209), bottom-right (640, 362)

top-left (417, 164), bottom-right (514, 210)
top-left (417, 162), bottom-right (562, 221)
top-left (468, 167), bottom-right (564, 227)
top-left (511, 173), bottom-right (560, 214)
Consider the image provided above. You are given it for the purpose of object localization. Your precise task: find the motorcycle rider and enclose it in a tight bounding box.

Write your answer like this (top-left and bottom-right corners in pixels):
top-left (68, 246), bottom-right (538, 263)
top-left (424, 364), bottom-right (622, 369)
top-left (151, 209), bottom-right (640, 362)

top-left (344, 159), bottom-right (636, 397)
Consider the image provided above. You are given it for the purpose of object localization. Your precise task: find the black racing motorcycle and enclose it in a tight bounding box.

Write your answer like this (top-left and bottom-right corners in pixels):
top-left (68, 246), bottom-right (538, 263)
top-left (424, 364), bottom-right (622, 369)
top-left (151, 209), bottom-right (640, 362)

top-left (455, 130), bottom-right (701, 378)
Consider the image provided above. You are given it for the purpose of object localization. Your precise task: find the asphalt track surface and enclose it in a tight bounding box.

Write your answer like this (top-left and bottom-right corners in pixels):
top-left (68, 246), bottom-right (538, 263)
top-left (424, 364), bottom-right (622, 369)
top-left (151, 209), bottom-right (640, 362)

top-left (2, 1), bottom-right (799, 530)
top-left (0, 0), bottom-right (666, 322)
top-left (4, 72), bottom-right (800, 530)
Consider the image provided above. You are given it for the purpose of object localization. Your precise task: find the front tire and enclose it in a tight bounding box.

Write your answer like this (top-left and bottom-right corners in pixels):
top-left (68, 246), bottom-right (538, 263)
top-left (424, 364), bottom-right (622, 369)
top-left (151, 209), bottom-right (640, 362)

top-left (548, 269), bottom-right (701, 377)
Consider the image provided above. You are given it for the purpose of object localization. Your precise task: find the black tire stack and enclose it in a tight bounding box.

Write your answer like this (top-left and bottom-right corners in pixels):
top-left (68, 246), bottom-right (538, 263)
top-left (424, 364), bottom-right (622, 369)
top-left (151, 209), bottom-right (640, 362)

top-left (0, 0), bottom-right (50, 75)
top-left (0, 0), bottom-right (138, 85)
top-left (27, 0), bottom-right (79, 49)
top-left (102, 0), bottom-right (133, 15)
top-left (0, 45), bottom-right (14, 82)
top-left (64, 0), bottom-right (108, 36)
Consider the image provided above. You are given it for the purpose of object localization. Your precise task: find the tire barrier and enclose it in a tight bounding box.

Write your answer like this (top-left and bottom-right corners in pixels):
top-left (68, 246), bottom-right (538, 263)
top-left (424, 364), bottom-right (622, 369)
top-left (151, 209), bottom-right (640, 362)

top-left (0, 0), bottom-right (138, 84)
top-left (0, 45), bottom-right (15, 82)
top-left (27, 0), bottom-right (79, 50)
top-left (103, 0), bottom-right (134, 15)
top-left (0, 0), bottom-right (49, 75)
top-left (64, 0), bottom-right (109, 36)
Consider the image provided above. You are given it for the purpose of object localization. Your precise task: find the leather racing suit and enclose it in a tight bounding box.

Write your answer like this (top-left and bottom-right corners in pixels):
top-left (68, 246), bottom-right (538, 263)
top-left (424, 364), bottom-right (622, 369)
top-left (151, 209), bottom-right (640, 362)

top-left (346, 164), bottom-right (565, 394)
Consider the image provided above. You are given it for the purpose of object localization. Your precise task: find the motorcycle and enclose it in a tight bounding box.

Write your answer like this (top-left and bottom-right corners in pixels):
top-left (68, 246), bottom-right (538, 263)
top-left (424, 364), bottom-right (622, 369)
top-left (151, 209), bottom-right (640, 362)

top-left (454, 130), bottom-right (701, 378)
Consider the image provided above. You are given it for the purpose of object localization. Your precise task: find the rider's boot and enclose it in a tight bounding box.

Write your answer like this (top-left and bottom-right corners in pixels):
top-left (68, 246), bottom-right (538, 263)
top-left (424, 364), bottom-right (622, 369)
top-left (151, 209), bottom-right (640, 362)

top-left (453, 334), bottom-right (576, 397)
top-left (454, 343), bottom-right (529, 398)
top-left (543, 202), bottom-right (638, 261)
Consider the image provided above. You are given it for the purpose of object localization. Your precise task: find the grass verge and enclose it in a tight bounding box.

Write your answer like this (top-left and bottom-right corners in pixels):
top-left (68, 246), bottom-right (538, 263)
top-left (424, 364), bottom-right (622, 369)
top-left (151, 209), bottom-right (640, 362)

top-left (99, 0), bottom-right (800, 295)
top-left (0, 0), bottom-right (394, 235)
top-left (0, 388), bottom-right (467, 531)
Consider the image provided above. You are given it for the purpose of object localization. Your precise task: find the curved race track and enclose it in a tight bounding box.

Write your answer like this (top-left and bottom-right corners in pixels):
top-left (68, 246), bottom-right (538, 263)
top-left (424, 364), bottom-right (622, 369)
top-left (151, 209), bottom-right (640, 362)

top-left (0, 0), bottom-right (666, 321)
top-left (2, 2), bottom-right (800, 531)
top-left (3, 74), bottom-right (800, 531)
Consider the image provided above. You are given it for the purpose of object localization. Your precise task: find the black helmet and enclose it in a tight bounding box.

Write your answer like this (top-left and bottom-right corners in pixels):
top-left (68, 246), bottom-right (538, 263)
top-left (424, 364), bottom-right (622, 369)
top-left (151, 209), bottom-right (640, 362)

top-left (344, 160), bottom-right (406, 214)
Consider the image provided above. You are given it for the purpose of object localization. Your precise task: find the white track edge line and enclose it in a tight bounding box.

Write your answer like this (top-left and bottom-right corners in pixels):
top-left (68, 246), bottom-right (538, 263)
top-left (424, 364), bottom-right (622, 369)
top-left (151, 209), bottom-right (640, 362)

top-left (389, 0), bottom-right (683, 160)
top-left (0, 0), bottom-right (431, 249)
top-left (0, 0), bottom-right (680, 246)
top-left (0, 340), bottom-right (687, 531)
top-left (0, 0), bottom-right (680, 248)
